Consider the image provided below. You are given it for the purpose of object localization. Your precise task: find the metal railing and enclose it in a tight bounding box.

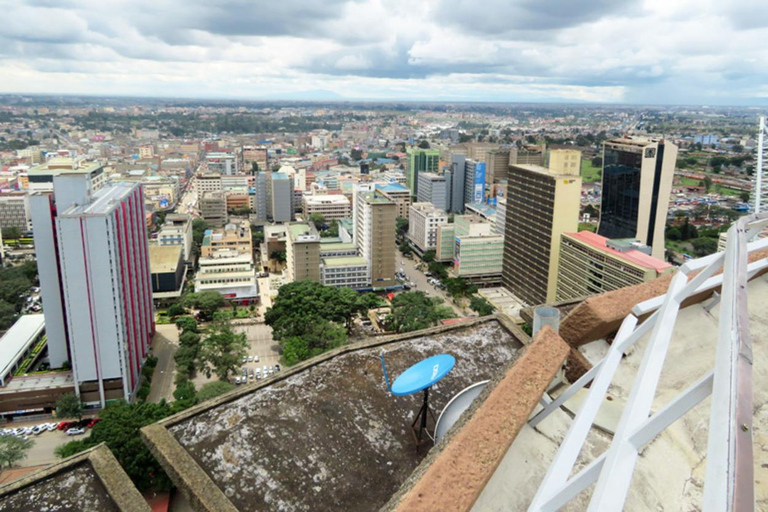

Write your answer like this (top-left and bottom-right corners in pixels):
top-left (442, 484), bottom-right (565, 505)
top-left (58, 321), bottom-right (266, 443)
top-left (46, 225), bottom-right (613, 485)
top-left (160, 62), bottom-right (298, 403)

top-left (526, 211), bottom-right (767, 512)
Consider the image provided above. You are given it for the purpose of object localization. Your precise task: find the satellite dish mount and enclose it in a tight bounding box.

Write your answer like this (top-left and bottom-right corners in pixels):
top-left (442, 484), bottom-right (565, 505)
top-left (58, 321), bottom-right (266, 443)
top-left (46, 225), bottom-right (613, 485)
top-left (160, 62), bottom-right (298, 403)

top-left (381, 352), bottom-right (456, 451)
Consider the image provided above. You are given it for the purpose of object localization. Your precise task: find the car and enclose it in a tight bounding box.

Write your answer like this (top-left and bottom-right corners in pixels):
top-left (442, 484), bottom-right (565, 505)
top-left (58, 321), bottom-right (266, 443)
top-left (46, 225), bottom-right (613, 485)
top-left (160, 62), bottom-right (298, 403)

top-left (46, 423), bottom-right (57, 431)
top-left (66, 427), bottom-right (85, 436)
top-left (248, 355), bottom-right (254, 362)
top-left (242, 356), bottom-right (247, 363)
top-left (235, 376), bottom-right (242, 385)
top-left (242, 368), bottom-right (247, 376)
top-left (58, 421), bottom-right (72, 430)
top-left (32, 427), bottom-right (43, 435)
top-left (274, 364), bottom-right (280, 372)
top-left (249, 368), bottom-right (254, 376)
top-left (249, 373), bottom-right (254, 380)
top-left (424, 272), bottom-right (432, 277)
top-left (401, 261), bottom-right (405, 265)
top-left (254, 355), bottom-right (259, 362)
top-left (87, 418), bottom-right (102, 428)
top-left (263, 365), bottom-right (268, 374)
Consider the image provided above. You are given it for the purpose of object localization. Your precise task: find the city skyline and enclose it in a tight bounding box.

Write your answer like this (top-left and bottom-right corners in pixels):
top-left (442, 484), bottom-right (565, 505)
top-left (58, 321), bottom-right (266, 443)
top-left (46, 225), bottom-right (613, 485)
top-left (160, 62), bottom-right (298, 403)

top-left (2, 0), bottom-right (768, 106)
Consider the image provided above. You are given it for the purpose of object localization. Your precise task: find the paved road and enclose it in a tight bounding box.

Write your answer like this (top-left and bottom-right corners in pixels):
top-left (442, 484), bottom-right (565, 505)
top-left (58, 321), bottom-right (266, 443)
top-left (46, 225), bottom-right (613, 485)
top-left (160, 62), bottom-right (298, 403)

top-left (1, 419), bottom-right (93, 468)
top-left (396, 250), bottom-right (465, 317)
top-left (147, 324), bottom-right (179, 403)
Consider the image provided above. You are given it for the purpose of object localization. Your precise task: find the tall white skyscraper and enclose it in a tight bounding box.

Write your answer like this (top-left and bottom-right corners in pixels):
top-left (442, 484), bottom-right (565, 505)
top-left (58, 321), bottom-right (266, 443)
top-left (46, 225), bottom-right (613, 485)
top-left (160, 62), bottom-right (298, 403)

top-left (31, 173), bottom-right (154, 406)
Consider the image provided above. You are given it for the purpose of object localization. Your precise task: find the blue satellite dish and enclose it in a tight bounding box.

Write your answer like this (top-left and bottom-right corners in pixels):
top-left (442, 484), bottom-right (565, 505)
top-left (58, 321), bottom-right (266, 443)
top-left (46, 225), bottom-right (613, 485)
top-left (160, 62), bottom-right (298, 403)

top-left (389, 354), bottom-right (455, 396)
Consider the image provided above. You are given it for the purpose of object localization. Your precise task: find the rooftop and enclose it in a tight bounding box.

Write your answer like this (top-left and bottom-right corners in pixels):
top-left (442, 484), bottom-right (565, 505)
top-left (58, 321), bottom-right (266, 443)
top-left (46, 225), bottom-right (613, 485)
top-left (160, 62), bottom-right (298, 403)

top-left (149, 245), bottom-right (182, 274)
top-left (29, 158), bottom-right (103, 177)
top-left (321, 255), bottom-right (368, 267)
top-left (375, 183), bottom-right (410, 193)
top-left (565, 231), bottom-right (672, 272)
top-left (0, 444), bottom-right (150, 512)
top-left (61, 182), bottom-right (138, 217)
top-left (304, 194), bottom-right (350, 205)
top-left (0, 314), bottom-right (45, 381)
top-left (143, 319), bottom-right (522, 512)
top-left (288, 222), bottom-right (320, 242)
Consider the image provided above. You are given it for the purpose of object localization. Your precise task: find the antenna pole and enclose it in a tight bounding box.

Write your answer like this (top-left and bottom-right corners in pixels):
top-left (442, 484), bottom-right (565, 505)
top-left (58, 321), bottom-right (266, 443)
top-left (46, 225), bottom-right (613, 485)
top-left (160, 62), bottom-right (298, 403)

top-left (380, 353), bottom-right (392, 391)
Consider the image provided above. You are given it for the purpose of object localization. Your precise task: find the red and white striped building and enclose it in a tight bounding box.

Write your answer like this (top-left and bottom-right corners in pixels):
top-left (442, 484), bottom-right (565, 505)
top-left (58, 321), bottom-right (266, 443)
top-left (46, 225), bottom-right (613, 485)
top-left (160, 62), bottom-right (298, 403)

top-left (31, 173), bottom-right (154, 406)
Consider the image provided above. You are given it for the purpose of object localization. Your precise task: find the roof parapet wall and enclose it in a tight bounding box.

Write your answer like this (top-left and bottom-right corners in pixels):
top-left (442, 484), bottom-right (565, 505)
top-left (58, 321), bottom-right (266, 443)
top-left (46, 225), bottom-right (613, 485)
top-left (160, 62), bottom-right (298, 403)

top-left (382, 326), bottom-right (570, 512)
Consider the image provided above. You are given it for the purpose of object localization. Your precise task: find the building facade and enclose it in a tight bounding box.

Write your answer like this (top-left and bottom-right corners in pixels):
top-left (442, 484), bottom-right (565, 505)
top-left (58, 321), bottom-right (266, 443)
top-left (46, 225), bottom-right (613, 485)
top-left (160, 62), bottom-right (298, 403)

top-left (303, 195), bottom-right (352, 221)
top-left (502, 164), bottom-right (581, 305)
top-left (0, 192), bottom-right (30, 232)
top-left (157, 214), bottom-right (193, 262)
top-left (556, 231), bottom-right (674, 301)
top-left (486, 149), bottom-right (511, 186)
top-left (548, 149), bottom-right (582, 176)
top-left (375, 183), bottom-right (411, 219)
top-left (406, 148), bottom-right (440, 196)
top-left (416, 172), bottom-right (449, 212)
top-left (452, 215), bottom-right (503, 282)
top-left (286, 223), bottom-right (321, 282)
top-left (408, 202), bottom-right (448, 254)
top-left (199, 191), bottom-right (227, 227)
top-left (354, 190), bottom-right (396, 288)
top-left (271, 172), bottom-right (294, 222)
top-left (31, 174), bottom-right (155, 406)
top-left (320, 256), bottom-right (370, 289)
top-left (598, 137), bottom-right (678, 260)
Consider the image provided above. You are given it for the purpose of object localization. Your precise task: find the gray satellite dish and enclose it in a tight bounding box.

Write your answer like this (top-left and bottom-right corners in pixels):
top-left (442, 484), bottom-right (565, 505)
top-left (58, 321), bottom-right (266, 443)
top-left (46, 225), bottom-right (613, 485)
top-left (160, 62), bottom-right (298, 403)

top-left (434, 380), bottom-right (489, 444)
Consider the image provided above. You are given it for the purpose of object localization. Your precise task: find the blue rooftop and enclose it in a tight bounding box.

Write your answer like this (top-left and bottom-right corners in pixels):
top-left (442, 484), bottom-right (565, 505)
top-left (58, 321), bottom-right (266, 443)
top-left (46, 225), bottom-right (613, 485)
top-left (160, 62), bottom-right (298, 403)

top-left (376, 183), bottom-right (409, 193)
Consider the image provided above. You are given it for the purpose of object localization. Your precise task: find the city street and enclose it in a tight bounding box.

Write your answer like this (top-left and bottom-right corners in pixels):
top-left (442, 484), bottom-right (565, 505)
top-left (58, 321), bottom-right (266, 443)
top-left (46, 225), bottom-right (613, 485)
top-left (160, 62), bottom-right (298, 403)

top-left (147, 324), bottom-right (179, 403)
top-left (396, 250), bottom-right (465, 317)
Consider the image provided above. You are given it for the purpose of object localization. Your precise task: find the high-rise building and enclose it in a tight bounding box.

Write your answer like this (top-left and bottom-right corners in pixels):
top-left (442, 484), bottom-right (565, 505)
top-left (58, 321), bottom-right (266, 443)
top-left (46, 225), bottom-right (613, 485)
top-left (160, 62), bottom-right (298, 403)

top-left (253, 172), bottom-right (269, 221)
top-left (199, 191), bottom-right (227, 227)
top-left (286, 223), bottom-right (321, 283)
top-left (556, 231), bottom-right (673, 301)
top-left (509, 144), bottom-right (546, 167)
top-left (448, 154), bottom-right (466, 213)
top-left (597, 137), bottom-right (678, 260)
top-left (271, 172), bottom-right (294, 222)
top-left (486, 149), bottom-right (511, 186)
top-left (417, 173), bottom-right (450, 212)
top-left (452, 215), bottom-right (504, 284)
top-left (463, 160), bottom-right (486, 206)
top-left (406, 148), bottom-right (440, 197)
top-left (548, 149), bottom-right (582, 176)
top-left (303, 195), bottom-right (352, 221)
top-left (408, 203), bottom-right (448, 254)
top-left (0, 192), bottom-right (30, 232)
top-left (157, 214), bottom-right (193, 262)
top-left (205, 152), bottom-right (237, 175)
top-left (353, 189), bottom-right (396, 288)
top-left (375, 183), bottom-right (411, 219)
top-left (502, 164), bottom-right (581, 305)
top-left (30, 174), bottom-right (154, 406)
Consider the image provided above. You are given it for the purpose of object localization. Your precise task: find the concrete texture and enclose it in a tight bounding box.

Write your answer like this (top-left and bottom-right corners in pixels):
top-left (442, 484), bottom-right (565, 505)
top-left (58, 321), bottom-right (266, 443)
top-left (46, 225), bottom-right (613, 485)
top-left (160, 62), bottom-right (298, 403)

top-left (0, 444), bottom-right (151, 512)
top-left (470, 273), bottom-right (768, 511)
top-left (143, 318), bottom-right (522, 512)
top-left (386, 326), bottom-right (570, 512)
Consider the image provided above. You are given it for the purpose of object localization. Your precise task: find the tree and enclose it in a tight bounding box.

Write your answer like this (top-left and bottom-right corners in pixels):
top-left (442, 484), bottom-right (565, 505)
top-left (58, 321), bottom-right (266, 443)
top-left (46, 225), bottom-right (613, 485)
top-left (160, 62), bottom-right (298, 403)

top-left (350, 148), bottom-right (364, 161)
top-left (399, 242), bottom-right (412, 256)
top-left (191, 219), bottom-right (208, 246)
top-left (386, 292), bottom-right (455, 333)
top-left (55, 401), bottom-right (177, 491)
top-left (56, 392), bottom-right (84, 421)
top-left (1, 226), bottom-right (22, 240)
top-left (251, 161), bottom-right (260, 173)
top-left (175, 316), bottom-right (198, 333)
top-left (196, 381), bottom-right (236, 402)
top-left (680, 218), bottom-right (698, 241)
top-left (740, 191), bottom-right (751, 203)
top-left (591, 156), bottom-right (602, 168)
top-left (470, 296), bottom-right (496, 316)
top-left (197, 321), bottom-right (248, 381)
top-left (185, 291), bottom-right (225, 321)
top-left (319, 221), bottom-right (339, 238)
top-left (422, 250), bottom-right (436, 264)
top-left (173, 379), bottom-right (197, 403)
top-left (270, 250), bottom-right (287, 264)
top-left (702, 176), bottom-right (713, 193)
top-left (428, 261), bottom-right (448, 280)
top-left (308, 213), bottom-right (326, 227)
top-left (666, 226), bottom-right (682, 241)
top-left (691, 237), bottom-right (719, 257)
top-left (0, 436), bottom-right (34, 468)
top-left (168, 303), bottom-right (187, 317)
top-left (0, 300), bottom-right (16, 331)
top-left (396, 217), bottom-right (409, 239)
top-left (418, 139), bottom-right (430, 149)
top-left (281, 319), bottom-right (347, 366)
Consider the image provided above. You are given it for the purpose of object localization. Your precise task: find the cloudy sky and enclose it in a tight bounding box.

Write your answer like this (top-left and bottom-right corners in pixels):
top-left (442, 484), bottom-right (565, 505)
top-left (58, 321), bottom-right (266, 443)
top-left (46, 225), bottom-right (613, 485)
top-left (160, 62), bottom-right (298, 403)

top-left (1, 0), bottom-right (767, 105)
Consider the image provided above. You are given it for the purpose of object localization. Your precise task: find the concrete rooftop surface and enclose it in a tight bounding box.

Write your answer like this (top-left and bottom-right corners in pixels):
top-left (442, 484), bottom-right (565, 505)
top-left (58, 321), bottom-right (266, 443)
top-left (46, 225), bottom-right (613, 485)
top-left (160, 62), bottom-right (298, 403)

top-left (143, 318), bottom-right (523, 512)
top-left (471, 275), bottom-right (768, 511)
top-left (0, 444), bottom-right (151, 512)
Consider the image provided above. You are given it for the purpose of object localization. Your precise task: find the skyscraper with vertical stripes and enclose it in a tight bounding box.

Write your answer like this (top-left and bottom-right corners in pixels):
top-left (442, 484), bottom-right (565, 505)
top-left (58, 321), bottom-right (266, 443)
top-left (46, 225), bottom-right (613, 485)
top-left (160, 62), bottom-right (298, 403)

top-left (30, 173), bottom-right (154, 406)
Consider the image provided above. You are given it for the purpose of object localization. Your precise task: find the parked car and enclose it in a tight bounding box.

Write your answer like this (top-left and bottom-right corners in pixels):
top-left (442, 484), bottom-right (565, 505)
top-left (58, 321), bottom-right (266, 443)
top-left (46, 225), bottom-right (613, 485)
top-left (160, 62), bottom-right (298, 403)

top-left (254, 355), bottom-right (259, 362)
top-left (242, 368), bottom-right (247, 376)
top-left (66, 427), bottom-right (86, 436)
top-left (248, 355), bottom-right (254, 363)
top-left (87, 418), bottom-right (102, 428)
top-left (242, 356), bottom-right (247, 363)
top-left (57, 421), bottom-right (71, 430)
top-left (274, 364), bottom-right (280, 373)
top-left (235, 376), bottom-right (242, 385)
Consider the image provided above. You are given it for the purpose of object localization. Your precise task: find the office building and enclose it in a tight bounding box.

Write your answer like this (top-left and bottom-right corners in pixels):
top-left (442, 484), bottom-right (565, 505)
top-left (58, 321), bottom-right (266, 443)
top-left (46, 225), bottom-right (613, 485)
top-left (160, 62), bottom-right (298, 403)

top-left (286, 222), bottom-right (321, 283)
top-left (30, 174), bottom-right (154, 406)
top-left (253, 172), bottom-right (269, 221)
top-left (448, 154), bottom-right (466, 213)
top-left (494, 197), bottom-right (506, 235)
top-left (205, 152), bottom-right (237, 175)
top-left (509, 144), bottom-right (546, 167)
top-left (486, 149), bottom-right (511, 186)
top-left (417, 173), bottom-right (449, 212)
top-left (463, 160), bottom-right (486, 206)
top-left (0, 192), bottom-right (30, 232)
top-left (201, 220), bottom-right (252, 258)
top-left (271, 172), bottom-right (294, 222)
top-left (157, 214), bottom-right (193, 262)
top-left (406, 148), bottom-right (440, 196)
top-left (303, 195), bottom-right (352, 221)
top-left (194, 252), bottom-right (259, 304)
top-left (196, 174), bottom-right (223, 194)
top-left (354, 190), bottom-right (396, 287)
top-left (556, 231), bottom-right (673, 301)
top-left (199, 191), bottom-right (227, 227)
top-left (548, 149), bottom-right (582, 175)
top-left (435, 224), bottom-right (456, 262)
top-left (408, 203), bottom-right (448, 254)
top-left (320, 256), bottom-right (370, 290)
top-left (598, 137), bottom-right (678, 259)
top-left (27, 157), bottom-right (107, 193)
top-left (375, 183), bottom-right (411, 219)
top-left (149, 245), bottom-right (186, 298)
top-left (502, 164), bottom-right (581, 305)
top-left (452, 215), bottom-right (504, 283)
